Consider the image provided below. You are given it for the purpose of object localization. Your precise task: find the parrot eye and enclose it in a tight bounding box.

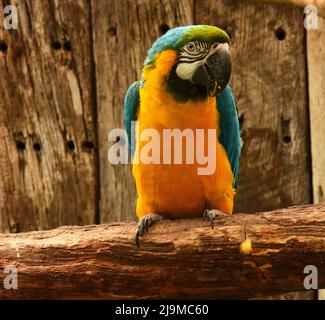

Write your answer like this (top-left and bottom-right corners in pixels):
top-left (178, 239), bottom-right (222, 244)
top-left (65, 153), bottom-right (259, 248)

top-left (183, 40), bottom-right (209, 55)
top-left (186, 42), bottom-right (196, 52)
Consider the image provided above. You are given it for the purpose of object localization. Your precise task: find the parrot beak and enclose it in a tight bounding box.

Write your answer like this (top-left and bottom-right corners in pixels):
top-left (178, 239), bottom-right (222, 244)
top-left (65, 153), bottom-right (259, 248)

top-left (192, 43), bottom-right (231, 96)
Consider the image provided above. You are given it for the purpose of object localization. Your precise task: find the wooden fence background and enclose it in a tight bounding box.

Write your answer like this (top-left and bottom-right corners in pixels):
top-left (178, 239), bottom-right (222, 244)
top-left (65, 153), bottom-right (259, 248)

top-left (0, 0), bottom-right (324, 238)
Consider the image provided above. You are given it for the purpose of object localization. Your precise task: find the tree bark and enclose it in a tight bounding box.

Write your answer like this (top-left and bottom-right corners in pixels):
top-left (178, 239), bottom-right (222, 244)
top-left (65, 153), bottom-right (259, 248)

top-left (0, 204), bottom-right (324, 299)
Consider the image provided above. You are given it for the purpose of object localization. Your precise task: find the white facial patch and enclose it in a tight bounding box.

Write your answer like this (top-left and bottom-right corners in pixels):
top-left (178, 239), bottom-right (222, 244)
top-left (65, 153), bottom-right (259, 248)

top-left (175, 60), bottom-right (204, 81)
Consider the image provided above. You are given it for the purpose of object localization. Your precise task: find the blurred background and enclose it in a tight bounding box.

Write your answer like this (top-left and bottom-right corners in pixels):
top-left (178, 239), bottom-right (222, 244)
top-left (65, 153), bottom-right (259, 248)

top-left (0, 0), bottom-right (324, 298)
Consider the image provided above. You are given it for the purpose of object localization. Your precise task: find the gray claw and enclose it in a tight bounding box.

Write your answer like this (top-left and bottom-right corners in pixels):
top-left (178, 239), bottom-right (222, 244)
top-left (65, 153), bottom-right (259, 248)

top-left (135, 230), bottom-right (141, 249)
top-left (134, 213), bottom-right (164, 249)
top-left (203, 209), bottom-right (227, 230)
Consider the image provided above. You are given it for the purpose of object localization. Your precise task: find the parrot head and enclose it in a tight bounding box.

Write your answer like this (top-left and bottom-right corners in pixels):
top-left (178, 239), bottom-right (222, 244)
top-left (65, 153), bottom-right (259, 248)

top-left (143, 25), bottom-right (231, 101)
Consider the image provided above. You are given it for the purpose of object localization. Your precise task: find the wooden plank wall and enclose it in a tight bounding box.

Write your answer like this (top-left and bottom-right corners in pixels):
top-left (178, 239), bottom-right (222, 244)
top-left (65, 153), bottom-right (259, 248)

top-left (0, 0), bottom-right (98, 233)
top-left (307, 15), bottom-right (325, 300)
top-left (308, 16), bottom-right (325, 205)
top-left (0, 0), bottom-right (315, 231)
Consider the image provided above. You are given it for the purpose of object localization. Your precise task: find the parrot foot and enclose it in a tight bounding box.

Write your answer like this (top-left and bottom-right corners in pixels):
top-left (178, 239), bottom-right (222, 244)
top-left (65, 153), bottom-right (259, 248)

top-left (203, 209), bottom-right (227, 229)
top-left (135, 213), bottom-right (164, 249)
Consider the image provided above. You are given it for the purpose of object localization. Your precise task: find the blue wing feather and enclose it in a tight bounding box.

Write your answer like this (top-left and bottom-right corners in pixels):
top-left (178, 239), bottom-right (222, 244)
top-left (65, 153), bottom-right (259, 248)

top-left (217, 85), bottom-right (241, 189)
top-left (124, 81), bottom-right (140, 158)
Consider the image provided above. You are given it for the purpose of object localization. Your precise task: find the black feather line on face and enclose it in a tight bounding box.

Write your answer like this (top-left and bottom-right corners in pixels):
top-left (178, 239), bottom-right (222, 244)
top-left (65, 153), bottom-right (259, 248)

top-left (177, 56), bottom-right (206, 63)
top-left (178, 40), bottom-right (210, 59)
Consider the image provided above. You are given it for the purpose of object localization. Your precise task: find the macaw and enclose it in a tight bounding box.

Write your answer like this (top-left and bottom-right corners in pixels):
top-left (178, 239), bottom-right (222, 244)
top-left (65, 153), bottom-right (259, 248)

top-left (124, 25), bottom-right (241, 248)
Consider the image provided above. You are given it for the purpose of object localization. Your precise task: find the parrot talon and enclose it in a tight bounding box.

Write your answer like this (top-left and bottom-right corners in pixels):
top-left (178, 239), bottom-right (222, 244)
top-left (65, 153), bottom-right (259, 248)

top-left (134, 213), bottom-right (164, 249)
top-left (203, 209), bottom-right (227, 229)
top-left (144, 219), bottom-right (150, 234)
top-left (135, 230), bottom-right (141, 249)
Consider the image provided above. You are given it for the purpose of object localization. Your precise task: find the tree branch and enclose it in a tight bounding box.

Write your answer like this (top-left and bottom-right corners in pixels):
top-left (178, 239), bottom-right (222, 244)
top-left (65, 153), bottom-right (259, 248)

top-left (0, 204), bottom-right (324, 299)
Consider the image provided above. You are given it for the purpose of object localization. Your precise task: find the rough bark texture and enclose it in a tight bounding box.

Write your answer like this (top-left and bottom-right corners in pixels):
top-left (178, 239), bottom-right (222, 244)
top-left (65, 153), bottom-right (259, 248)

top-left (0, 204), bottom-right (324, 300)
top-left (196, 1), bottom-right (311, 213)
top-left (0, 0), bottom-right (98, 232)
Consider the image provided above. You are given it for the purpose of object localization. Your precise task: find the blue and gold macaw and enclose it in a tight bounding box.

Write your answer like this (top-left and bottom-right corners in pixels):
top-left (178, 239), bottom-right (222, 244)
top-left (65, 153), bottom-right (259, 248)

top-left (124, 25), bottom-right (241, 247)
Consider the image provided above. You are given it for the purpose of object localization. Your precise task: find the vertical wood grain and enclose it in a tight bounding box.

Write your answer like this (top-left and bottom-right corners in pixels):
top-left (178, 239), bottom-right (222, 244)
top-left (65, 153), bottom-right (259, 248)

top-left (196, 0), bottom-right (311, 213)
top-left (0, 0), bottom-right (97, 232)
top-left (307, 16), bottom-right (325, 205)
top-left (92, 0), bottom-right (193, 222)
top-left (307, 16), bottom-right (325, 300)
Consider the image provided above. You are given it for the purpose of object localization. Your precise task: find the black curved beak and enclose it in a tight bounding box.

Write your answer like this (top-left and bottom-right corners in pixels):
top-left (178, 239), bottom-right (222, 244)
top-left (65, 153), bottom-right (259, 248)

top-left (192, 43), bottom-right (231, 95)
